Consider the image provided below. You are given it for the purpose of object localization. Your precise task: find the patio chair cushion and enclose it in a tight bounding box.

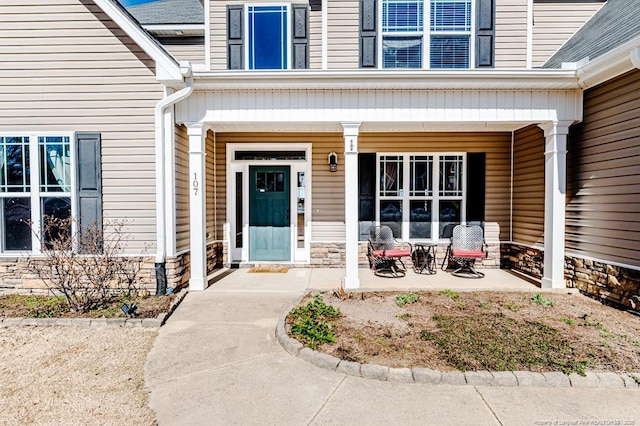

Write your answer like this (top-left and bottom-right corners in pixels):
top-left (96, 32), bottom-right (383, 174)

top-left (372, 249), bottom-right (411, 258)
top-left (452, 249), bottom-right (485, 259)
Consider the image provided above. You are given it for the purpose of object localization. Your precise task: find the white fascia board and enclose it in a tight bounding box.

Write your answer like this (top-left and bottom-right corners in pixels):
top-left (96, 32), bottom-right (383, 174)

top-left (94, 0), bottom-right (183, 84)
top-left (143, 24), bottom-right (206, 36)
top-left (576, 35), bottom-right (640, 89)
top-left (191, 69), bottom-right (580, 91)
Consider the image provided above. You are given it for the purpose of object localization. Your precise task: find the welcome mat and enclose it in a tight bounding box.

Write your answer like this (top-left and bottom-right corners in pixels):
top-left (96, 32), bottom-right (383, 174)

top-left (247, 266), bottom-right (289, 273)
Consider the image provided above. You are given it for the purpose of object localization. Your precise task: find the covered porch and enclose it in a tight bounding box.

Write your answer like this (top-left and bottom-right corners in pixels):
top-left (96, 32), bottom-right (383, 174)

top-left (174, 70), bottom-right (583, 292)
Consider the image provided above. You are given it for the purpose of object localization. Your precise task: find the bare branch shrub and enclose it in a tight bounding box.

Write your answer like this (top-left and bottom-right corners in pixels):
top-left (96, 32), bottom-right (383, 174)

top-left (28, 217), bottom-right (148, 312)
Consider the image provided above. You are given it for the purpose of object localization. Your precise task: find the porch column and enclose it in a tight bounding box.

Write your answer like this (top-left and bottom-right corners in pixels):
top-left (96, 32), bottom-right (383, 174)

top-left (342, 122), bottom-right (361, 289)
top-left (187, 124), bottom-right (207, 291)
top-left (539, 121), bottom-right (571, 289)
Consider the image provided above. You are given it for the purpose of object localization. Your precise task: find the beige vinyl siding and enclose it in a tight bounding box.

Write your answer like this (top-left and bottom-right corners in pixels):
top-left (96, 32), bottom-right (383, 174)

top-left (206, 130), bottom-right (226, 242)
top-left (209, 1), bottom-right (320, 71)
top-left (512, 125), bottom-right (544, 246)
top-left (566, 69), bottom-right (640, 268)
top-left (495, 0), bottom-right (528, 68)
top-left (161, 40), bottom-right (205, 64)
top-left (360, 132), bottom-right (513, 241)
top-left (214, 132), bottom-right (345, 242)
top-left (175, 125), bottom-right (190, 253)
top-left (327, 0), bottom-right (359, 69)
top-left (0, 0), bottom-right (164, 253)
top-left (309, 4), bottom-right (322, 69)
top-left (532, 2), bottom-right (603, 67)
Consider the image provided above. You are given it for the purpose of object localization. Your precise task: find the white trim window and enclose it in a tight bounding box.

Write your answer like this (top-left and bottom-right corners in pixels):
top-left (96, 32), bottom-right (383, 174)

top-left (0, 134), bottom-right (74, 252)
top-left (247, 4), bottom-right (290, 70)
top-left (381, 0), bottom-right (473, 69)
top-left (377, 153), bottom-right (465, 240)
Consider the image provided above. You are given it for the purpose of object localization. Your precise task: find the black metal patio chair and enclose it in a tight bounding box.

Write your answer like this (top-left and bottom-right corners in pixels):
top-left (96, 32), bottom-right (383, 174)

top-left (367, 225), bottom-right (412, 278)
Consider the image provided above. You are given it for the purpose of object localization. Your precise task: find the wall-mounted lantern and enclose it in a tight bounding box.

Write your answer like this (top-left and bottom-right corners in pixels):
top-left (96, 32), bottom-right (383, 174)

top-left (328, 152), bottom-right (338, 172)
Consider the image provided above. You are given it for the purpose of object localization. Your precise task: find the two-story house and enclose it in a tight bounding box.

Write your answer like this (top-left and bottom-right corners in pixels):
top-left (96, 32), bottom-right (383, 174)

top-left (0, 0), bottom-right (638, 311)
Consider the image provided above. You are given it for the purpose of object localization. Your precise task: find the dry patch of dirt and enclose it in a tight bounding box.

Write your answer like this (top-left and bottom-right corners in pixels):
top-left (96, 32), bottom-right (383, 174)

top-left (299, 291), bottom-right (640, 374)
top-left (0, 293), bottom-right (174, 319)
top-left (0, 326), bottom-right (157, 425)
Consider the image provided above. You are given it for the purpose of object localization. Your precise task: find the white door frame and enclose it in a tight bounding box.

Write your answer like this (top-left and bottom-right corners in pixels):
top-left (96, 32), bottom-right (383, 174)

top-left (226, 143), bottom-right (312, 264)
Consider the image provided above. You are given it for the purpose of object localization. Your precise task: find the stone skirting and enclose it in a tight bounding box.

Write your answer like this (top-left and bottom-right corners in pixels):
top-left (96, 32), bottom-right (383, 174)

top-left (501, 243), bottom-right (544, 279)
top-left (565, 257), bottom-right (640, 312)
top-left (502, 243), bottom-right (640, 313)
top-left (311, 243), bottom-right (346, 267)
top-left (0, 256), bottom-right (157, 296)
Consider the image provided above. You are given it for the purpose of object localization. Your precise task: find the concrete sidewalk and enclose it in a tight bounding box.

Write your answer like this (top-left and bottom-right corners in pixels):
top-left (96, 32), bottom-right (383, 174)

top-left (145, 269), bottom-right (640, 425)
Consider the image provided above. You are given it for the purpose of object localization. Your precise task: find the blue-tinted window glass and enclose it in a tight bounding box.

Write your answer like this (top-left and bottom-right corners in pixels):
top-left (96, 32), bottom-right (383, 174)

top-left (430, 0), bottom-right (471, 32)
top-left (383, 0), bottom-right (424, 32)
top-left (0, 136), bottom-right (30, 193)
top-left (248, 6), bottom-right (287, 70)
top-left (383, 36), bottom-right (423, 68)
top-left (430, 36), bottom-right (469, 68)
top-left (2, 197), bottom-right (32, 250)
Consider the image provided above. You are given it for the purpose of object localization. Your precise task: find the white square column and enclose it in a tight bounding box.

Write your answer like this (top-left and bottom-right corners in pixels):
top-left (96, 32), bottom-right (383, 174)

top-left (187, 124), bottom-right (208, 291)
top-left (539, 121), bottom-right (571, 289)
top-left (342, 122), bottom-right (361, 289)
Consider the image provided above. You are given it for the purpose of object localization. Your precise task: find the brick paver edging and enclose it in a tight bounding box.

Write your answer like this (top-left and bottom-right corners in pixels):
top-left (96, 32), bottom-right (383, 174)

top-left (0, 289), bottom-right (188, 329)
top-left (275, 295), bottom-right (640, 389)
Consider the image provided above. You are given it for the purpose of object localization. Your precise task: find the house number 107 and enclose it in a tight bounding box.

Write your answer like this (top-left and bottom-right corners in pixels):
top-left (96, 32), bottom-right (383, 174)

top-left (193, 173), bottom-right (199, 195)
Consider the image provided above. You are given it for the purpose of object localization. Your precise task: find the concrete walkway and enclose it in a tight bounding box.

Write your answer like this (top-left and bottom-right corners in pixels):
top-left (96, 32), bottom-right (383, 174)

top-left (145, 269), bottom-right (640, 425)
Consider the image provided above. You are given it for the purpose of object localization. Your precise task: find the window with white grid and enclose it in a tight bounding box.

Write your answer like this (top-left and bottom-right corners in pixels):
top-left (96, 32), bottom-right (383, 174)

top-left (381, 0), bottom-right (472, 69)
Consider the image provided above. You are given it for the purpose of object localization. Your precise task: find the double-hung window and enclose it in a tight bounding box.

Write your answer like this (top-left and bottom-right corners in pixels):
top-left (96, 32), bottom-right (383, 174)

top-left (376, 153), bottom-right (465, 240)
top-left (247, 5), bottom-right (289, 70)
top-left (0, 134), bottom-right (73, 252)
top-left (381, 0), bottom-right (473, 69)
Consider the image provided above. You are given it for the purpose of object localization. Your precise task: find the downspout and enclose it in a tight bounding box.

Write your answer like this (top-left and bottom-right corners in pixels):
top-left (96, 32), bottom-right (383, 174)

top-left (155, 62), bottom-right (194, 295)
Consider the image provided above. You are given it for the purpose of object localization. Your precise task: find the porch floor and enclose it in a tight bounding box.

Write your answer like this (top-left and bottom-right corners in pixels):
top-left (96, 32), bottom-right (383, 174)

top-left (207, 267), bottom-right (542, 293)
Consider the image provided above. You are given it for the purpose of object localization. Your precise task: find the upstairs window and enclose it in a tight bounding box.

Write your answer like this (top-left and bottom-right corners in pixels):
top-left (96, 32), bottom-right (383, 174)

top-left (248, 6), bottom-right (288, 70)
top-left (381, 0), bottom-right (473, 69)
top-left (227, 4), bottom-right (309, 70)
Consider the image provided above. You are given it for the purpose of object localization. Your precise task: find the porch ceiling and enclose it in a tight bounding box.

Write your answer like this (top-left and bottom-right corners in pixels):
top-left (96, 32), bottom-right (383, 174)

top-left (206, 121), bottom-right (535, 133)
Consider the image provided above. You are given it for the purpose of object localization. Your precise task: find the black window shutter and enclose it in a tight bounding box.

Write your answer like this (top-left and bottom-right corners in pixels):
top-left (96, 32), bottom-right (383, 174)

top-left (292, 4), bottom-right (309, 69)
top-left (227, 5), bottom-right (244, 70)
top-left (466, 153), bottom-right (485, 224)
top-left (75, 132), bottom-right (102, 252)
top-left (360, 0), bottom-right (377, 68)
top-left (475, 0), bottom-right (495, 68)
top-left (358, 153), bottom-right (376, 240)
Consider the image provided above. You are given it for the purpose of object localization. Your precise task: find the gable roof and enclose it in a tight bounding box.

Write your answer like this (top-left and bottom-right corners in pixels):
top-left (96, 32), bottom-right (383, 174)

top-left (544, 0), bottom-right (640, 68)
top-left (126, 0), bottom-right (204, 25)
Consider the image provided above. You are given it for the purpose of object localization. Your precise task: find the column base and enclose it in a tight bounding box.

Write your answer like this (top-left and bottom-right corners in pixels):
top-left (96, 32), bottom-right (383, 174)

top-left (343, 276), bottom-right (360, 289)
top-left (189, 277), bottom-right (207, 291)
top-left (541, 277), bottom-right (565, 289)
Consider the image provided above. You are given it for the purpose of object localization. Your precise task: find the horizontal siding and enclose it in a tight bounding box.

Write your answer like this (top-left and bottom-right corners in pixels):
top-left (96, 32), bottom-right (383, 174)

top-left (0, 0), bottom-right (164, 253)
top-left (162, 42), bottom-right (205, 64)
top-left (495, 0), bottom-right (528, 68)
top-left (207, 130), bottom-right (226, 243)
top-left (214, 132), bottom-right (345, 242)
top-left (360, 132), bottom-right (513, 242)
top-left (566, 69), bottom-right (640, 268)
top-left (209, 1), bottom-right (319, 71)
top-left (210, 132), bottom-right (512, 244)
top-left (327, 0), bottom-right (359, 69)
top-left (309, 4), bottom-right (322, 69)
top-left (512, 125), bottom-right (544, 246)
top-left (175, 125), bottom-right (190, 253)
top-left (532, 2), bottom-right (603, 67)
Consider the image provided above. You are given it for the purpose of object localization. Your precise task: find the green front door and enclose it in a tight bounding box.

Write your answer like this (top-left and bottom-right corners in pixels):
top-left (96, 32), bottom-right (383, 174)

top-left (249, 166), bottom-right (291, 261)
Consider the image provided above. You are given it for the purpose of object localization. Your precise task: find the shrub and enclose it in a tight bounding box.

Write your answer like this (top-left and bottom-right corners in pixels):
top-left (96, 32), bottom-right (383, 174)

top-left (28, 217), bottom-right (148, 313)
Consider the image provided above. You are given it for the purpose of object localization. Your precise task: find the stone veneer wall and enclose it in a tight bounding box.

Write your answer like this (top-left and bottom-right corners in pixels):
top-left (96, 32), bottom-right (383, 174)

top-left (502, 243), bottom-right (640, 313)
top-left (311, 243), bottom-right (346, 267)
top-left (0, 256), bottom-right (157, 295)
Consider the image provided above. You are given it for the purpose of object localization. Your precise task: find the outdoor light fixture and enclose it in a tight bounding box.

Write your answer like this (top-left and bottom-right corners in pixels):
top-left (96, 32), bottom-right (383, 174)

top-left (328, 152), bottom-right (338, 172)
top-left (121, 303), bottom-right (138, 318)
